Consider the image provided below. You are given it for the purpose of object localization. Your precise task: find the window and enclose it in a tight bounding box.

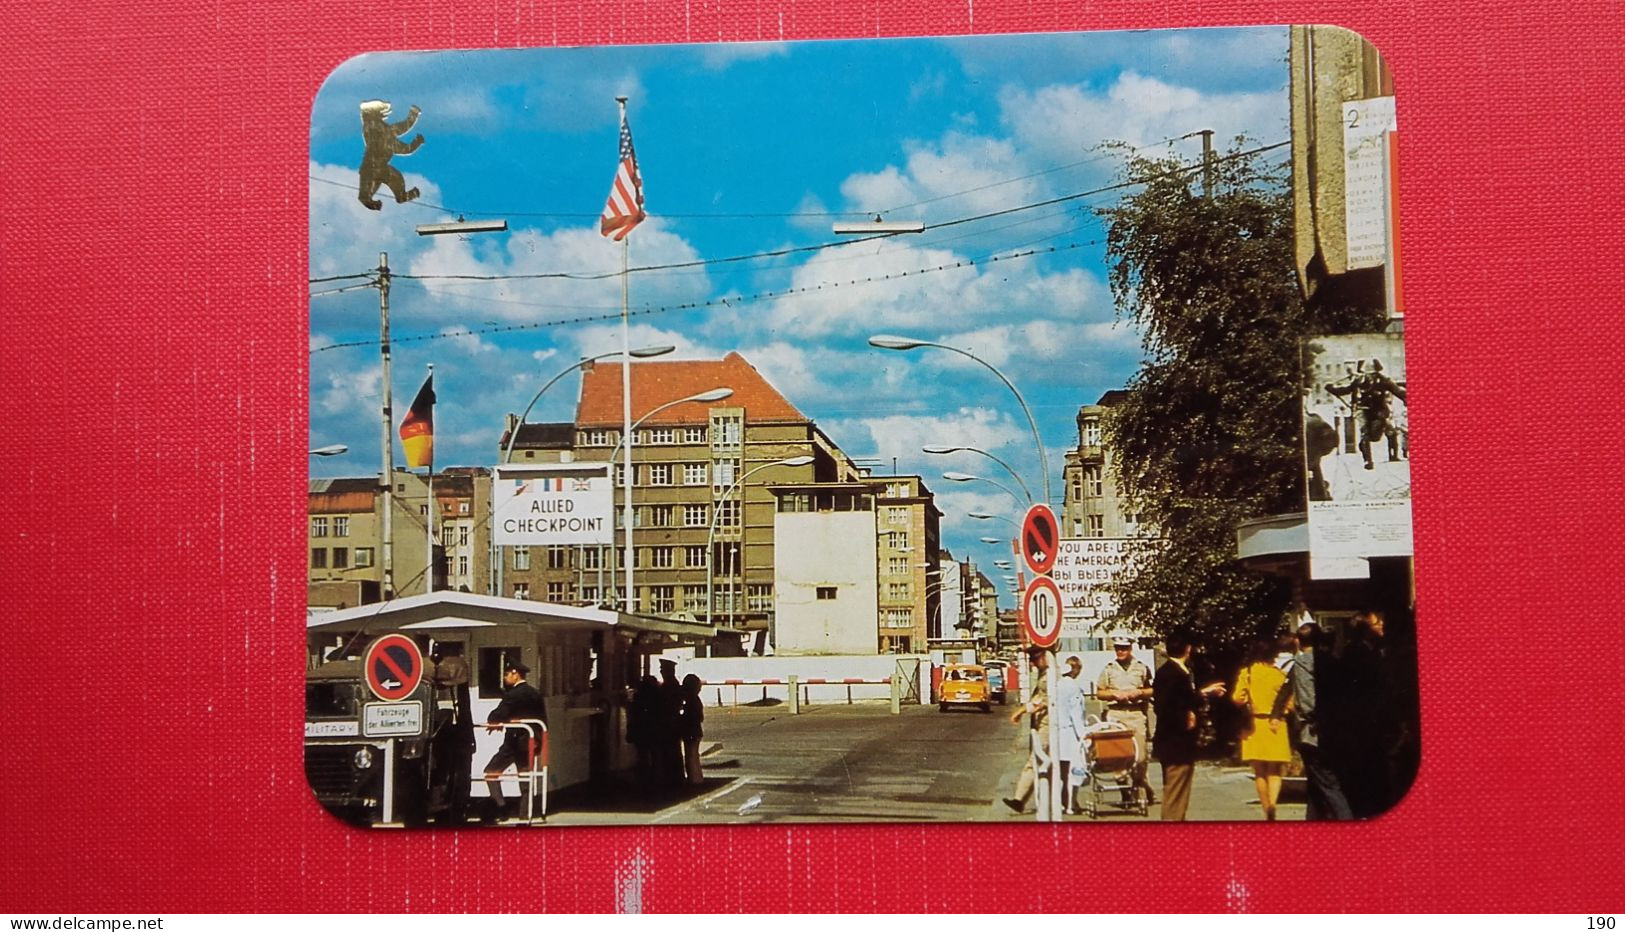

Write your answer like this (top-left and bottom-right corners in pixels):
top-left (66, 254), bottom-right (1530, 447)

top-left (747, 584), bottom-right (772, 611)
top-left (477, 647), bottom-right (524, 699)
top-left (646, 427), bottom-right (675, 445)
top-left (649, 586), bottom-right (675, 613)
top-left (458, 502), bottom-right (469, 514)
top-left (581, 548), bottom-right (603, 570)
top-left (712, 415), bottom-right (742, 449)
top-left (512, 583), bottom-right (529, 600)
top-left (310, 517), bottom-right (328, 538)
top-left (713, 459), bottom-right (738, 488)
top-left (547, 582), bottom-right (566, 602)
top-left (647, 463), bottom-right (673, 486)
top-left (354, 547), bottom-right (374, 568)
top-left (332, 547), bottom-right (348, 569)
top-left (649, 546), bottom-right (674, 569)
top-left (419, 505), bottom-right (428, 516)
top-left (458, 525), bottom-right (469, 547)
top-left (581, 585), bottom-right (599, 605)
top-left (333, 516), bottom-right (349, 537)
top-left (886, 507), bottom-right (909, 525)
top-left (683, 426), bottom-right (707, 444)
top-left (457, 555), bottom-right (469, 577)
top-left (1085, 466), bottom-right (1103, 497)
top-left (685, 545), bottom-right (707, 568)
top-left (1083, 418), bottom-right (1102, 447)
top-left (887, 557), bottom-right (909, 576)
top-left (647, 505), bottom-right (674, 527)
top-left (547, 546), bottom-right (568, 569)
top-left (887, 582), bottom-right (911, 601)
top-left (715, 498), bottom-right (741, 528)
top-left (512, 546), bottom-right (530, 571)
top-left (816, 586), bottom-right (838, 601)
top-left (683, 462), bottom-right (708, 486)
top-left (683, 586), bottom-right (708, 611)
top-left (584, 429), bottom-right (613, 447)
top-left (1087, 514), bottom-right (1105, 538)
top-left (683, 503), bottom-right (708, 527)
top-left (310, 548), bottom-right (327, 569)
top-left (884, 608), bottom-right (913, 628)
top-left (886, 531), bottom-right (908, 550)
top-left (885, 482), bottom-right (910, 499)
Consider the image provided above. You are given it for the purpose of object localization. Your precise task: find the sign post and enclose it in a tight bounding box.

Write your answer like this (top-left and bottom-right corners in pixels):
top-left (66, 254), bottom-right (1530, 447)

top-left (1019, 504), bottom-right (1064, 822)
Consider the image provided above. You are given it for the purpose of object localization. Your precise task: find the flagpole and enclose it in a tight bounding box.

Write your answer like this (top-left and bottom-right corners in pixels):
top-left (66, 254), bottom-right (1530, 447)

top-left (425, 362), bottom-right (435, 594)
top-left (618, 96), bottom-right (636, 616)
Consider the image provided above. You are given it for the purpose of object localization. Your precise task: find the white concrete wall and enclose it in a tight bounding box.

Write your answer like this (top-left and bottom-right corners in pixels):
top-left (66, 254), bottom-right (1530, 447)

top-left (656, 653), bottom-right (932, 704)
top-left (773, 509), bottom-right (879, 655)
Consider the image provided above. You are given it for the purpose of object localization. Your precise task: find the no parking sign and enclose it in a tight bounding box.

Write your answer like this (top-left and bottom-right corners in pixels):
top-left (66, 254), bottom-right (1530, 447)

top-left (363, 633), bottom-right (424, 702)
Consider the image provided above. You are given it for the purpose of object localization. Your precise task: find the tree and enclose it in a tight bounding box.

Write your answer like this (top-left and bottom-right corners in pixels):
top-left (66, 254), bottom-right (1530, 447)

top-left (1096, 141), bottom-right (1383, 650)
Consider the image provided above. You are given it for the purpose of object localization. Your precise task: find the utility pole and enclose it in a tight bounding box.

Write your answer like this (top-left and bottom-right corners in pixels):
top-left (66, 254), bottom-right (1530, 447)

top-left (1199, 129), bottom-right (1215, 199)
top-left (378, 252), bottom-right (396, 600)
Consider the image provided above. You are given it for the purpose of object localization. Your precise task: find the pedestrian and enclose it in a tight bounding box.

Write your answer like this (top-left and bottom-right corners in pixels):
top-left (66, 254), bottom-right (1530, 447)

top-left (1290, 621), bottom-right (1353, 820)
top-left (657, 658), bottom-right (685, 787)
top-left (1232, 638), bottom-right (1292, 820)
top-left (1054, 655), bottom-right (1088, 814)
top-left (481, 659), bottom-right (547, 823)
top-left (1337, 609), bottom-right (1395, 817)
top-left (1152, 630), bottom-right (1226, 820)
top-left (1002, 645), bottom-right (1050, 814)
top-left (429, 641), bottom-right (475, 825)
top-left (627, 674), bottom-right (661, 789)
top-left (679, 673), bottom-right (706, 786)
top-left (1095, 634), bottom-right (1156, 806)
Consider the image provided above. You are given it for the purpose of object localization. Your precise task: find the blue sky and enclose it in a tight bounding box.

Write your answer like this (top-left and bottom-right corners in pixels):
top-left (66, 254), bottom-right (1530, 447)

top-left (309, 28), bottom-right (1290, 598)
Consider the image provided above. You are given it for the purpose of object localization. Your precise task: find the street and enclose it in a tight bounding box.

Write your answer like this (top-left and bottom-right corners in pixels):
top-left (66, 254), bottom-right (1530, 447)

top-left (539, 702), bottom-right (1306, 825)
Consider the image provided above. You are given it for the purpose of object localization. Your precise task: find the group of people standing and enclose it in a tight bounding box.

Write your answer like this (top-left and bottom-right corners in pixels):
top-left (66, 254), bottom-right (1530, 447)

top-left (1153, 608), bottom-right (1411, 821)
top-left (626, 658), bottom-right (707, 790)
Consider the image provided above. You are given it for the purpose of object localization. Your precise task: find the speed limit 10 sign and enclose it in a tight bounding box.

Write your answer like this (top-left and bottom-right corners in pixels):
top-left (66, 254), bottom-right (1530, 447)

top-left (1022, 576), bottom-right (1064, 649)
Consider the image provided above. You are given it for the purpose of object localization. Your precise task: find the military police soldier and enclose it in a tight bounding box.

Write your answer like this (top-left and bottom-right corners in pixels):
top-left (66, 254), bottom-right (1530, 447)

top-left (481, 659), bottom-right (547, 823)
top-left (1096, 634), bottom-right (1156, 806)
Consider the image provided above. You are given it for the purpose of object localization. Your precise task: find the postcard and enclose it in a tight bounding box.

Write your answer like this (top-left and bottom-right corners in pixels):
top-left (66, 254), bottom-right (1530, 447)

top-left (305, 25), bottom-right (1416, 827)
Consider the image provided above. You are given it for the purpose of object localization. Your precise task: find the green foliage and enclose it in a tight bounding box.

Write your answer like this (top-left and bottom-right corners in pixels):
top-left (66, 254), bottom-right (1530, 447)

top-left (1096, 141), bottom-right (1383, 650)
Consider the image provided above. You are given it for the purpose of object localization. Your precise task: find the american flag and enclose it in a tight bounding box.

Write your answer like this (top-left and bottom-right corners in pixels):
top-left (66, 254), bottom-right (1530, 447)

top-left (599, 107), bottom-right (645, 241)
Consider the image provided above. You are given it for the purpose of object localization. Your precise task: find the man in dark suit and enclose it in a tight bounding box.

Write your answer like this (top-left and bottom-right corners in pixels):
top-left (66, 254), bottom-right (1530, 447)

top-left (1153, 630), bottom-right (1226, 820)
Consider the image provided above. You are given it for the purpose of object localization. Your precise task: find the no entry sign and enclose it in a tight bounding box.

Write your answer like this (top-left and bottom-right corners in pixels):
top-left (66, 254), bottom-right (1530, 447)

top-left (1021, 504), bottom-right (1060, 576)
top-left (1022, 575), bottom-right (1064, 649)
top-left (364, 633), bottom-right (424, 702)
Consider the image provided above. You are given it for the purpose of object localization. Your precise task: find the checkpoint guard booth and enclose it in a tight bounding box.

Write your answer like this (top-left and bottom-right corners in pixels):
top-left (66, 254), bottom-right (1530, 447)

top-left (304, 590), bottom-right (716, 826)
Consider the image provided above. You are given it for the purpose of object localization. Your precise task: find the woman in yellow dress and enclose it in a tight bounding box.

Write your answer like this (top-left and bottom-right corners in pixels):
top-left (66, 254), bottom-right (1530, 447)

top-left (1232, 638), bottom-right (1293, 820)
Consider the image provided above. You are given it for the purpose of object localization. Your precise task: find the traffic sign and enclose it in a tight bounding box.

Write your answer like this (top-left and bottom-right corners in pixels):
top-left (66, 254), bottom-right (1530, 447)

top-left (1021, 576), bottom-right (1064, 649)
top-left (1020, 504), bottom-right (1060, 576)
top-left (364, 633), bottom-right (424, 702)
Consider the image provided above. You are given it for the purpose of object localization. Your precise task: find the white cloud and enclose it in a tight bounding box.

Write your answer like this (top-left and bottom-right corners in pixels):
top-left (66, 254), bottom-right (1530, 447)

top-left (697, 42), bottom-right (789, 70)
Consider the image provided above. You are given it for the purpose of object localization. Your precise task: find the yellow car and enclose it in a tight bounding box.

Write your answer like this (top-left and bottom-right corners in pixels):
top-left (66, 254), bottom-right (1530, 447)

top-left (938, 664), bottom-right (992, 713)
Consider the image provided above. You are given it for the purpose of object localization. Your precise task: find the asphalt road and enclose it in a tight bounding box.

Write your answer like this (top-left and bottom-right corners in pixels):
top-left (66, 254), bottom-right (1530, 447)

top-left (539, 700), bottom-right (1306, 826)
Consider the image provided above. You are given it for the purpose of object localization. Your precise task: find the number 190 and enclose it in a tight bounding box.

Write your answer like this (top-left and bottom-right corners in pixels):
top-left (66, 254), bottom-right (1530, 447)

top-left (1588, 918), bottom-right (1615, 930)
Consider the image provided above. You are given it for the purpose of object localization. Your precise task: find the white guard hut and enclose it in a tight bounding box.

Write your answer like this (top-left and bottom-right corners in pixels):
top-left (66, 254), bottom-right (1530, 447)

top-left (306, 590), bottom-right (716, 795)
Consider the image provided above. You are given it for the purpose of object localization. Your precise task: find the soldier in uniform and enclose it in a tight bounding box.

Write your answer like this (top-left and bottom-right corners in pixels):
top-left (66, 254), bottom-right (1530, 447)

top-left (1326, 358), bottom-right (1408, 470)
top-left (481, 660), bottom-right (547, 823)
top-left (1096, 634), bottom-right (1156, 806)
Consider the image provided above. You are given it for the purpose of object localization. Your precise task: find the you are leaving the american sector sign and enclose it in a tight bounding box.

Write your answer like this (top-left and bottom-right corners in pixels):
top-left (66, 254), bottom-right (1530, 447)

top-left (493, 463), bottom-right (613, 546)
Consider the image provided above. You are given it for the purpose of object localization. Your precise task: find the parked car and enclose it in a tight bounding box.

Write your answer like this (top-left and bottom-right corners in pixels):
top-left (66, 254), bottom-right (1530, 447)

top-left (983, 660), bottom-right (1009, 705)
top-left (938, 664), bottom-right (992, 713)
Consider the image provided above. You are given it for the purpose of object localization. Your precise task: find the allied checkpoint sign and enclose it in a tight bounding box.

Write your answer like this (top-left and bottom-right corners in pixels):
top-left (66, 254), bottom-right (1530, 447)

top-left (493, 462), bottom-right (613, 546)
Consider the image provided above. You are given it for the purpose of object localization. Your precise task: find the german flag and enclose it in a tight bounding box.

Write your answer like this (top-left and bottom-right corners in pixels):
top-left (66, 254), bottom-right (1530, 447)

top-left (398, 373), bottom-right (435, 468)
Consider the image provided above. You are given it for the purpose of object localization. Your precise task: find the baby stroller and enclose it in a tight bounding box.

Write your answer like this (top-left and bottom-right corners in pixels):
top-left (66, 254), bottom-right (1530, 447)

top-left (1077, 716), bottom-right (1148, 818)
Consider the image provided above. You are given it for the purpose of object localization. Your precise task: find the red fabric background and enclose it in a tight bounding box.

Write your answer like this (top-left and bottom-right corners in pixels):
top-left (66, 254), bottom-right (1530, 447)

top-left (2, 0), bottom-right (1621, 914)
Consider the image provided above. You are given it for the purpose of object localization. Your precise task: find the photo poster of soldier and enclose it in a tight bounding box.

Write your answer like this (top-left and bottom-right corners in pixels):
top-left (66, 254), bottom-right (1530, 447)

top-left (1301, 332), bottom-right (1412, 579)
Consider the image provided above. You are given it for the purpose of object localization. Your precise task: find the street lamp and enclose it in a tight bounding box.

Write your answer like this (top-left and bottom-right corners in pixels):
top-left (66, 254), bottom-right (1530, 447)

top-left (704, 454), bottom-right (815, 632)
top-left (832, 216), bottom-right (926, 235)
top-left (869, 335), bottom-right (1051, 505)
top-left (922, 445), bottom-right (1034, 504)
top-left (495, 344), bottom-right (675, 600)
top-left (942, 471), bottom-right (1025, 508)
top-left (609, 386), bottom-right (735, 612)
top-left (309, 444), bottom-right (348, 456)
top-left (969, 510), bottom-right (1021, 529)
top-left (502, 345), bottom-right (675, 465)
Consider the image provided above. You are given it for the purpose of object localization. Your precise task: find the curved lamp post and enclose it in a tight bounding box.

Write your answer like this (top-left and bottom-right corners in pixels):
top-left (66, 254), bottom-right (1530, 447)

top-left (501, 345), bottom-right (675, 465)
top-left (309, 444), bottom-right (349, 457)
top-left (923, 445), bottom-right (1033, 504)
top-left (870, 334), bottom-right (1050, 505)
top-left (705, 454), bottom-right (814, 630)
top-left (943, 470), bottom-right (1026, 509)
top-left (495, 344), bottom-right (674, 601)
top-left (608, 386), bottom-right (734, 612)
